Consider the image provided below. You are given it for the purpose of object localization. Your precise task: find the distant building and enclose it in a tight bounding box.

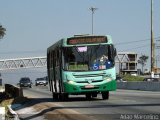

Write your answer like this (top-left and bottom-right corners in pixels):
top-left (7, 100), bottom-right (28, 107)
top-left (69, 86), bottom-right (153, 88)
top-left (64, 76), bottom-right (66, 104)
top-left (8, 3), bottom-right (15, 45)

top-left (116, 52), bottom-right (137, 75)
top-left (154, 67), bottom-right (160, 74)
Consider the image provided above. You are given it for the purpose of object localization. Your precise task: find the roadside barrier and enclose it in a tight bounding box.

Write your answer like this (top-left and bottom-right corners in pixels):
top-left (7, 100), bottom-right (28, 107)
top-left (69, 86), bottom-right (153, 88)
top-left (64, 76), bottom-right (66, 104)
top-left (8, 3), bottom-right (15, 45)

top-left (0, 79), bottom-right (2, 86)
top-left (117, 81), bottom-right (160, 91)
top-left (5, 84), bottom-right (23, 98)
top-left (7, 105), bottom-right (19, 120)
top-left (0, 107), bottom-right (5, 120)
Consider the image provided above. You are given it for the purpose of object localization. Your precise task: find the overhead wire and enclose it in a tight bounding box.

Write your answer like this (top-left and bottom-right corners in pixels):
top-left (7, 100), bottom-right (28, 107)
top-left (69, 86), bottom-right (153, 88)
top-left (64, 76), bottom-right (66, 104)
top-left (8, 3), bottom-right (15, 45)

top-left (116, 36), bottom-right (160, 51)
top-left (0, 36), bottom-right (160, 54)
top-left (115, 36), bottom-right (160, 46)
top-left (119, 44), bottom-right (150, 52)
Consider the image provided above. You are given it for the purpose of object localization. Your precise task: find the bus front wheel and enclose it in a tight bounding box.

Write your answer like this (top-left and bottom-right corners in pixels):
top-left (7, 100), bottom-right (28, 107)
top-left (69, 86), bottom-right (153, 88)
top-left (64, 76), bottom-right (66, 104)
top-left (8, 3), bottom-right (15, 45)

top-left (59, 93), bottom-right (69, 101)
top-left (101, 91), bottom-right (109, 100)
top-left (85, 93), bottom-right (92, 99)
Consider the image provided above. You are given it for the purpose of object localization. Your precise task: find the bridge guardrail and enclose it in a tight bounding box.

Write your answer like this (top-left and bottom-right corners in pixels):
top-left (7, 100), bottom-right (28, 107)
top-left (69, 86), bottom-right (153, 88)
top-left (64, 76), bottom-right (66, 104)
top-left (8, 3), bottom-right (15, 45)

top-left (5, 84), bottom-right (23, 98)
top-left (117, 81), bottom-right (160, 91)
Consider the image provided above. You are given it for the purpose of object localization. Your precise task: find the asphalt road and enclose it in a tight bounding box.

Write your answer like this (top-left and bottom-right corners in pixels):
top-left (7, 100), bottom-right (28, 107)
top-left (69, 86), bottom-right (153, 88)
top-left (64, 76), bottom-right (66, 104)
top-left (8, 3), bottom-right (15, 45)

top-left (20, 85), bottom-right (160, 120)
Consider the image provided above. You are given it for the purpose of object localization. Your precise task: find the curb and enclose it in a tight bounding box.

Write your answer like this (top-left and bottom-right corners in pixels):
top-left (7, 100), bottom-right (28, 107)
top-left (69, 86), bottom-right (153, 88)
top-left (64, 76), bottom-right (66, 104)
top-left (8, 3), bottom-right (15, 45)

top-left (117, 81), bottom-right (160, 91)
top-left (7, 105), bottom-right (19, 120)
top-left (0, 107), bottom-right (5, 120)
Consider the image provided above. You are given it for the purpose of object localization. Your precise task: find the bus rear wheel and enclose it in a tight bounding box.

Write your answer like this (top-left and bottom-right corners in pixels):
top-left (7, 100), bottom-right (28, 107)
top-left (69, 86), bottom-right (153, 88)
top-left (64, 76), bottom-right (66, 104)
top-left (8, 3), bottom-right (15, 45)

top-left (59, 93), bottom-right (69, 101)
top-left (101, 91), bottom-right (109, 100)
top-left (53, 93), bottom-right (58, 100)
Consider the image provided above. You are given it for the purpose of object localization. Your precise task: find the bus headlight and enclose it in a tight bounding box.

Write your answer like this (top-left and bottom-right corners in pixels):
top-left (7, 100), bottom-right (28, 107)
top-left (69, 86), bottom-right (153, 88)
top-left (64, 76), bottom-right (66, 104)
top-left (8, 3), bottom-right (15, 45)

top-left (67, 80), bottom-right (75, 84)
top-left (104, 77), bottom-right (112, 82)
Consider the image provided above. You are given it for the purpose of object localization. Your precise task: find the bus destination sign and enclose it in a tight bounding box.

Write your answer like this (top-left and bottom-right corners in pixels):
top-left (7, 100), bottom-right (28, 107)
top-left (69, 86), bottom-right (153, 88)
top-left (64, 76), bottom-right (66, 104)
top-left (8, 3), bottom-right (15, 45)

top-left (67, 36), bottom-right (107, 45)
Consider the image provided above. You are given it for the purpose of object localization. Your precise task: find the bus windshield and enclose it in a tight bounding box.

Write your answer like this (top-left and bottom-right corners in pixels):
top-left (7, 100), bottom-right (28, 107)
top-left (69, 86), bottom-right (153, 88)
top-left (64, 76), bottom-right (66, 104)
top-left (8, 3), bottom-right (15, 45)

top-left (63, 45), bottom-right (115, 71)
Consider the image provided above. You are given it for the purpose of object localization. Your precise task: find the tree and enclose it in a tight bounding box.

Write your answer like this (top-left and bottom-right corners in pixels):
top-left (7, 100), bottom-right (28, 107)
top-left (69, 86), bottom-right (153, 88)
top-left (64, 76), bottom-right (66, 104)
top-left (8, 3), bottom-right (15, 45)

top-left (138, 54), bottom-right (149, 74)
top-left (0, 25), bottom-right (6, 39)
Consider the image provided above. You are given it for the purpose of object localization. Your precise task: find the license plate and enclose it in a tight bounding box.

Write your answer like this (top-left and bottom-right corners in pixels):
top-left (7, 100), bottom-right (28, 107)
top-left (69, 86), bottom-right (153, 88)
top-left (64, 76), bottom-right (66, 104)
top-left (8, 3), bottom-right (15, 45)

top-left (85, 84), bottom-right (94, 88)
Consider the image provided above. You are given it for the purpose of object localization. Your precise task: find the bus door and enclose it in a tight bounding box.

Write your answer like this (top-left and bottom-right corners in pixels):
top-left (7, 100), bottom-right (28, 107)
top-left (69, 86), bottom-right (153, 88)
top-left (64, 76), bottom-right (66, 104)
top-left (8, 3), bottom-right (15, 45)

top-left (47, 52), bottom-right (52, 92)
top-left (54, 48), bottom-right (64, 93)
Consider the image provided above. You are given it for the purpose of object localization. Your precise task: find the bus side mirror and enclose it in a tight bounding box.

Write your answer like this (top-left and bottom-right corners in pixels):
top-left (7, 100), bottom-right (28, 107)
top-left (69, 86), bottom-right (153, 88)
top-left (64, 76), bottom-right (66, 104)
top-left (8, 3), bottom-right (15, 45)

top-left (108, 45), bottom-right (116, 60)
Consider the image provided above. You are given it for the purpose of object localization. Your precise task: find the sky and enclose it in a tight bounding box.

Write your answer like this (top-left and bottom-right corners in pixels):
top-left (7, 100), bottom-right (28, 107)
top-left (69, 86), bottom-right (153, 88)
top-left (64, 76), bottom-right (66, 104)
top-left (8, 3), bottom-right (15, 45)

top-left (0, 0), bottom-right (160, 84)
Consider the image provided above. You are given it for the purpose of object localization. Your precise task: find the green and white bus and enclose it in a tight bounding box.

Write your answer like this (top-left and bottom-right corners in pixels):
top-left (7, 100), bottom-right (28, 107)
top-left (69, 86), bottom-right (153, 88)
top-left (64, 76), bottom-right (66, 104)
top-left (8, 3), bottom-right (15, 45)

top-left (47, 35), bottom-right (117, 100)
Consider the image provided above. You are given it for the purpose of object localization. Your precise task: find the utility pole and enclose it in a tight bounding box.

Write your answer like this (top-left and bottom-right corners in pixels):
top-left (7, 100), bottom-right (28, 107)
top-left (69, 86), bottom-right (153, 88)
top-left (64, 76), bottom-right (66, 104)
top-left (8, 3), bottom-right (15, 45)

top-left (89, 7), bottom-right (98, 35)
top-left (151, 0), bottom-right (155, 75)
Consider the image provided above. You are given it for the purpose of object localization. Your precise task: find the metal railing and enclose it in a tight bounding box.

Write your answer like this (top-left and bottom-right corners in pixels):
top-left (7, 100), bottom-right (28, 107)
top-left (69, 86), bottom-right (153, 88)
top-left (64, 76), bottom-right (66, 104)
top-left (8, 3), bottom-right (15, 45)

top-left (0, 52), bottom-right (137, 70)
top-left (0, 56), bottom-right (47, 70)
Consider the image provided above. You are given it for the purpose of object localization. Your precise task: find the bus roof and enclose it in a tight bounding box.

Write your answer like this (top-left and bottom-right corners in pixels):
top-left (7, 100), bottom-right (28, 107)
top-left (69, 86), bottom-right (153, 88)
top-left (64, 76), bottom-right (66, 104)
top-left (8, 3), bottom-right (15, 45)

top-left (47, 35), bottom-right (113, 52)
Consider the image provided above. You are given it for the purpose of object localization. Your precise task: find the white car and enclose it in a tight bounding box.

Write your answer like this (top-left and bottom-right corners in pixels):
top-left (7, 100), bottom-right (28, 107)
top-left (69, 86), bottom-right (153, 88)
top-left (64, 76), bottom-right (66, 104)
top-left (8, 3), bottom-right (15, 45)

top-left (130, 72), bottom-right (137, 76)
top-left (35, 78), bottom-right (48, 86)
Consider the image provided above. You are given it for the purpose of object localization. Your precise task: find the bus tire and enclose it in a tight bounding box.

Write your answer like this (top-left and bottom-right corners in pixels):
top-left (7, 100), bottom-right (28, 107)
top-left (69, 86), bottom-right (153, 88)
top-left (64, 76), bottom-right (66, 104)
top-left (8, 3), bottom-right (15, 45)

top-left (53, 93), bottom-right (58, 100)
top-left (91, 93), bottom-right (97, 98)
top-left (86, 93), bottom-right (92, 99)
top-left (59, 93), bottom-right (69, 101)
top-left (101, 91), bottom-right (109, 100)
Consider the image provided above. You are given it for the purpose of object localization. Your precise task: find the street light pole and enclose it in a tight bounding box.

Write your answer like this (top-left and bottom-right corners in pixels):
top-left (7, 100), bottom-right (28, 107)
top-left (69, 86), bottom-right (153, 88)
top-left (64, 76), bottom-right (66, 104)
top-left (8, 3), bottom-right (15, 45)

top-left (151, 0), bottom-right (155, 75)
top-left (89, 7), bottom-right (98, 35)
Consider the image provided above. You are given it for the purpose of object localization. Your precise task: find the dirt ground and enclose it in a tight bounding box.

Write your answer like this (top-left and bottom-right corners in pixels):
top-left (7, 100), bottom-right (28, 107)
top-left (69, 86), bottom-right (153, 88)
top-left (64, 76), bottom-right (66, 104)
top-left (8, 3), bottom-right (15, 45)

top-left (13, 98), bottom-right (94, 120)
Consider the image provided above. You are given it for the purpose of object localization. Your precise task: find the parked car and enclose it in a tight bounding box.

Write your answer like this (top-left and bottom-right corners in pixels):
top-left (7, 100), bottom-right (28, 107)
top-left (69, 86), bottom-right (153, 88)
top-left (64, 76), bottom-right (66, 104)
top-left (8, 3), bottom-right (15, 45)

top-left (19, 77), bottom-right (32, 88)
top-left (154, 73), bottom-right (160, 78)
top-left (35, 77), bottom-right (48, 86)
top-left (143, 77), bottom-right (159, 82)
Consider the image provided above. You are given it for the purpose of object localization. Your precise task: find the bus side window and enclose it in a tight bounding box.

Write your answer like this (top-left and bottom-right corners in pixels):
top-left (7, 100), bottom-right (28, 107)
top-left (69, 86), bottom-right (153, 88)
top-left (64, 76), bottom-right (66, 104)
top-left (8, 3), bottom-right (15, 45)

top-left (55, 48), bottom-right (60, 67)
top-left (51, 52), bottom-right (54, 68)
top-left (69, 53), bottom-right (75, 62)
top-left (55, 50), bottom-right (57, 67)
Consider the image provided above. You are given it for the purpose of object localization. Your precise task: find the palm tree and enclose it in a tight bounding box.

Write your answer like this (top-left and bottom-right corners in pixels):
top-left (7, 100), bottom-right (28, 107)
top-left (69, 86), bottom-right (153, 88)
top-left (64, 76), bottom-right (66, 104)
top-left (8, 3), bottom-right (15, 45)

top-left (0, 25), bottom-right (6, 39)
top-left (138, 54), bottom-right (149, 74)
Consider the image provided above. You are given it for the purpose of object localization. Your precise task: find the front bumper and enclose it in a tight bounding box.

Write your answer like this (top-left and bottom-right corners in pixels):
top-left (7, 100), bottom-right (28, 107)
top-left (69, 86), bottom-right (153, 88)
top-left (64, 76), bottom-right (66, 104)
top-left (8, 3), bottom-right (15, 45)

top-left (64, 80), bottom-right (116, 94)
top-left (36, 82), bottom-right (47, 85)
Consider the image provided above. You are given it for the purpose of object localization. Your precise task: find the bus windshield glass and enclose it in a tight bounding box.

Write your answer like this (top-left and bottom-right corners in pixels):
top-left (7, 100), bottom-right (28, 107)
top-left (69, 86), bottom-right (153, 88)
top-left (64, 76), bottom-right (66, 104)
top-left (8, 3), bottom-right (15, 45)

top-left (63, 45), bottom-right (114, 71)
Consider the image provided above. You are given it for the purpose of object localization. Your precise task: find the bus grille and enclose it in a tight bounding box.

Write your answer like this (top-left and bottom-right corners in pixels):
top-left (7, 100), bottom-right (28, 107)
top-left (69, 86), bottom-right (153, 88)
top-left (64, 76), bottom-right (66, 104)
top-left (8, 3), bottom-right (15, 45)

top-left (76, 80), bottom-right (103, 83)
top-left (73, 73), bottom-right (105, 78)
